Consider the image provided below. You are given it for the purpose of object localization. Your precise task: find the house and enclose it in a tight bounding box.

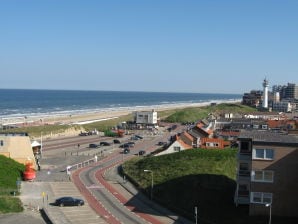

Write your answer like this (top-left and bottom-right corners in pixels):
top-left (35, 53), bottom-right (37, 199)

top-left (214, 118), bottom-right (269, 131)
top-left (179, 131), bottom-right (195, 147)
top-left (235, 130), bottom-right (298, 217)
top-left (0, 132), bottom-right (37, 169)
top-left (155, 135), bottom-right (192, 156)
top-left (215, 130), bottom-right (240, 141)
top-left (200, 137), bottom-right (230, 149)
top-left (243, 111), bottom-right (286, 120)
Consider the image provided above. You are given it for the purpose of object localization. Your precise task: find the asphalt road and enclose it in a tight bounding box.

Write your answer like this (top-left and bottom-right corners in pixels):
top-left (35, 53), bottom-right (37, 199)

top-left (1, 124), bottom-right (190, 224)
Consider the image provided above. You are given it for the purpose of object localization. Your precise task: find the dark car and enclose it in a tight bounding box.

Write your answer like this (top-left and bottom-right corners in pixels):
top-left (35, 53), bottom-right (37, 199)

top-left (157, 141), bottom-right (167, 146)
top-left (127, 142), bottom-right (135, 146)
top-left (100, 142), bottom-right (111, 146)
top-left (138, 150), bottom-right (146, 155)
top-left (89, 143), bottom-right (99, 148)
top-left (54, 197), bottom-right (84, 207)
top-left (135, 135), bottom-right (143, 139)
top-left (120, 143), bottom-right (134, 148)
top-left (113, 139), bottom-right (121, 144)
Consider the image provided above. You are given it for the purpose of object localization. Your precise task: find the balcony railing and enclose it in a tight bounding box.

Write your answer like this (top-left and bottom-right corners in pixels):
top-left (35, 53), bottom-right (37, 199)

top-left (239, 170), bottom-right (250, 176)
top-left (238, 153), bottom-right (252, 160)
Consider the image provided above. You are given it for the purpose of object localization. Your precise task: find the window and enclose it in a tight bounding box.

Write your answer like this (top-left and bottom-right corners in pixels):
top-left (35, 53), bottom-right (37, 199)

top-left (253, 148), bottom-right (274, 160)
top-left (251, 170), bottom-right (274, 182)
top-left (0, 140), bottom-right (3, 147)
top-left (251, 192), bottom-right (273, 204)
top-left (206, 142), bottom-right (219, 147)
top-left (253, 124), bottom-right (259, 129)
top-left (262, 125), bottom-right (268, 130)
top-left (174, 146), bottom-right (181, 152)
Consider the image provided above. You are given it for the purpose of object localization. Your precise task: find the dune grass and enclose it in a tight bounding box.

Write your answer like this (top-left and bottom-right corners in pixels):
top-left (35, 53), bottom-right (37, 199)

top-left (0, 155), bottom-right (25, 213)
top-left (164, 103), bottom-right (256, 123)
top-left (122, 148), bottom-right (242, 223)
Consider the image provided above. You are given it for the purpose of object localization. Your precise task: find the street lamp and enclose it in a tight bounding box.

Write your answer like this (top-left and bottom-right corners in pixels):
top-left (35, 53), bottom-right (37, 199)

top-left (194, 206), bottom-right (198, 224)
top-left (40, 132), bottom-right (43, 158)
top-left (265, 203), bottom-right (272, 224)
top-left (144, 169), bottom-right (153, 200)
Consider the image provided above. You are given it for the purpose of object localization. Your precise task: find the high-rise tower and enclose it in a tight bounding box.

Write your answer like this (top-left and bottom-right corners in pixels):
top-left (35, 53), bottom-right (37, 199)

top-left (262, 78), bottom-right (269, 108)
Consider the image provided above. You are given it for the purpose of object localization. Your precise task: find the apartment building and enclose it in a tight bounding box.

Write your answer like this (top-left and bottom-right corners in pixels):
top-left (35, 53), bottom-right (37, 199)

top-left (235, 130), bottom-right (298, 217)
top-left (134, 110), bottom-right (157, 126)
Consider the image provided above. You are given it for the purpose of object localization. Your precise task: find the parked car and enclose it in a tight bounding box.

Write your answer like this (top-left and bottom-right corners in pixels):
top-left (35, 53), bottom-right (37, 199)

top-left (54, 197), bottom-right (84, 207)
top-left (120, 142), bottom-right (134, 148)
top-left (135, 135), bottom-right (143, 139)
top-left (127, 142), bottom-right (135, 146)
top-left (100, 142), bottom-right (111, 146)
top-left (120, 143), bottom-right (128, 148)
top-left (130, 136), bottom-right (139, 140)
top-left (138, 150), bottom-right (146, 155)
top-left (79, 131), bottom-right (90, 136)
top-left (113, 139), bottom-right (121, 144)
top-left (89, 144), bottom-right (99, 148)
top-left (157, 141), bottom-right (167, 146)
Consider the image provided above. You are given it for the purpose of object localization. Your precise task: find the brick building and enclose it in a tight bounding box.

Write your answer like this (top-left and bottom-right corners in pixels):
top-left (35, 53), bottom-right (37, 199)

top-left (234, 130), bottom-right (298, 217)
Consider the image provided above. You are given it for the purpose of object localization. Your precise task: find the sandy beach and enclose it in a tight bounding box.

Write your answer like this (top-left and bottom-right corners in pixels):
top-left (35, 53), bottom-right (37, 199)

top-left (1, 99), bottom-right (241, 127)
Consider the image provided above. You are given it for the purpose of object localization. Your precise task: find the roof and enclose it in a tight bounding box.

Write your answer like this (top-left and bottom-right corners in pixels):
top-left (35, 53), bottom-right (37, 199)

top-left (238, 130), bottom-right (298, 145)
top-left (176, 138), bottom-right (192, 149)
top-left (218, 131), bottom-right (240, 137)
top-left (182, 131), bottom-right (194, 141)
top-left (31, 141), bottom-right (41, 147)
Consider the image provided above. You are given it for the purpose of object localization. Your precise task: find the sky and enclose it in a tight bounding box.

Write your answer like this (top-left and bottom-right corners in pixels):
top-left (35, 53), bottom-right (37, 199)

top-left (0, 0), bottom-right (297, 94)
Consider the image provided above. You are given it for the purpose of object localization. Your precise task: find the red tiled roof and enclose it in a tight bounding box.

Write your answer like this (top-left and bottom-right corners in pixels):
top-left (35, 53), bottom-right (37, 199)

top-left (177, 138), bottom-right (193, 149)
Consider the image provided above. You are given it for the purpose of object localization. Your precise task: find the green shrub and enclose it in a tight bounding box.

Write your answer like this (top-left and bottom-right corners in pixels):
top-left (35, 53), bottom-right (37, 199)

top-left (0, 196), bottom-right (23, 213)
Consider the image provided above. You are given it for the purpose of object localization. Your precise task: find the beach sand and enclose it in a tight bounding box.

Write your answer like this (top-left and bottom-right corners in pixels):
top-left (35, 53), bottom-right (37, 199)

top-left (2, 99), bottom-right (241, 127)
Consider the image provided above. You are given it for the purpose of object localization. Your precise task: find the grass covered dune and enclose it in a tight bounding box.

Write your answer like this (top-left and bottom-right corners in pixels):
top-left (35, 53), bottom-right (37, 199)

top-left (0, 155), bottom-right (25, 213)
top-left (122, 149), bottom-right (244, 224)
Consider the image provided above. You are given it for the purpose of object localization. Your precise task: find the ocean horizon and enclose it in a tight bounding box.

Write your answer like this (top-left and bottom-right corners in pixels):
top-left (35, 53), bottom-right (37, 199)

top-left (0, 89), bottom-right (242, 119)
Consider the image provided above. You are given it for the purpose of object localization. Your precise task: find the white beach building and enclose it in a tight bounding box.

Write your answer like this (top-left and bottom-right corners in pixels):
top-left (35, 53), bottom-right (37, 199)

top-left (134, 110), bottom-right (158, 126)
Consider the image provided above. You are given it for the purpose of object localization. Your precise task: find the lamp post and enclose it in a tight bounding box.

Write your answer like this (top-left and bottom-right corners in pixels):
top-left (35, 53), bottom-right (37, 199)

top-left (194, 206), bottom-right (198, 224)
top-left (40, 132), bottom-right (43, 158)
top-left (265, 203), bottom-right (272, 224)
top-left (144, 169), bottom-right (153, 200)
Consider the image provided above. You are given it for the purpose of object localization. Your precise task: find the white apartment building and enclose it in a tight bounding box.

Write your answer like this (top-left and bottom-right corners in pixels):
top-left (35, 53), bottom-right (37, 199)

top-left (134, 110), bottom-right (158, 125)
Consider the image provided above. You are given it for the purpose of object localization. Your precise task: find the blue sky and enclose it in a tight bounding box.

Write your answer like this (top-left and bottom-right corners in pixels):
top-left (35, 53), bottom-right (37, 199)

top-left (0, 1), bottom-right (297, 94)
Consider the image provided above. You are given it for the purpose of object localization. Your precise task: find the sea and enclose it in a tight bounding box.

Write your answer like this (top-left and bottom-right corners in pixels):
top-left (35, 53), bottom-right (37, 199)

top-left (0, 89), bottom-right (242, 120)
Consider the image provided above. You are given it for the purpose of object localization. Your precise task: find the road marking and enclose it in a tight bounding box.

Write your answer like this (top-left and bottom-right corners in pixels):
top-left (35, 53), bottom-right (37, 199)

top-left (87, 184), bottom-right (104, 189)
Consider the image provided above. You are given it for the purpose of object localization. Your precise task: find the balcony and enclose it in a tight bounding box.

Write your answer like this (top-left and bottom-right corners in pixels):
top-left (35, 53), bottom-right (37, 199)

top-left (237, 170), bottom-right (251, 181)
top-left (236, 196), bottom-right (250, 205)
top-left (238, 152), bottom-right (252, 161)
top-left (235, 190), bottom-right (250, 205)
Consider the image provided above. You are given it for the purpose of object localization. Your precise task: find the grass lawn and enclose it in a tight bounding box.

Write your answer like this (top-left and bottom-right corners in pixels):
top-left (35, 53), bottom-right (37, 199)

top-left (0, 155), bottom-right (25, 213)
